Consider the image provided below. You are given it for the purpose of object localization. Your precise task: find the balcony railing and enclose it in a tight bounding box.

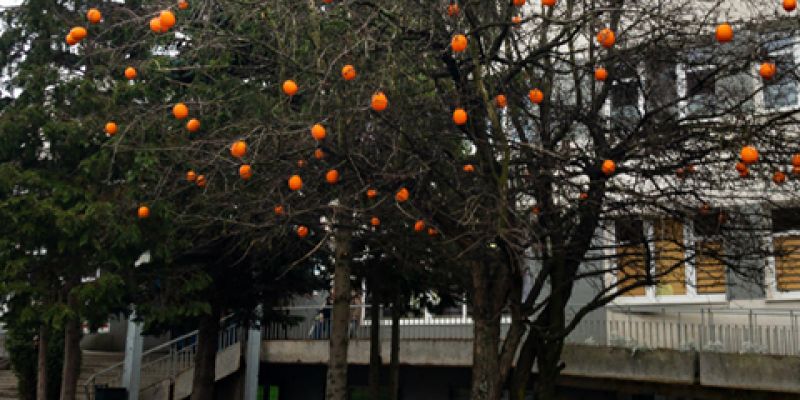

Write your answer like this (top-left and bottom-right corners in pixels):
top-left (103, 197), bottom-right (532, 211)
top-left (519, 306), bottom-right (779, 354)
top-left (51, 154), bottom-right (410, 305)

top-left (264, 306), bottom-right (800, 357)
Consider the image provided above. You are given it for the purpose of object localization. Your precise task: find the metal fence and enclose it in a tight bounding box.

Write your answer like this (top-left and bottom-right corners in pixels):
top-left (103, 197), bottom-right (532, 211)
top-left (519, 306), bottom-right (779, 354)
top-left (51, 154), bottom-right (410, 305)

top-left (263, 305), bottom-right (800, 357)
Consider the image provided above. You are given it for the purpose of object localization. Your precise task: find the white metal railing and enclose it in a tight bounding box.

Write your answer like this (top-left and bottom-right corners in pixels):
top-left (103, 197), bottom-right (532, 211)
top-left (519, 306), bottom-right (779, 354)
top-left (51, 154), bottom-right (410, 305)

top-left (264, 305), bottom-right (800, 357)
top-left (83, 322), bottom-right (242, 400)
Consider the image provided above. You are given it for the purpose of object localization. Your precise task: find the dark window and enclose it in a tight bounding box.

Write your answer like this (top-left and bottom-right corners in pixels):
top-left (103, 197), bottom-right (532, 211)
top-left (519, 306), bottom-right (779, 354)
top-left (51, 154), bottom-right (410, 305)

top-left (616, 219), bottom-right (644, 245)
top-left (686, 67), bottom-right (716, 116)
top-left (772, 208), bottom-right (800, 233)
top-left (694, 212), bottom-right (723, 237)
top-left (611, 65), bottom-right (641, 127)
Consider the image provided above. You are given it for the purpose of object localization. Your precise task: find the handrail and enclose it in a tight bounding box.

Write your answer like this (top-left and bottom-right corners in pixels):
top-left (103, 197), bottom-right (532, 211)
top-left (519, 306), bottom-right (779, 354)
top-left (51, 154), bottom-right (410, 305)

top-left (83, 320), bottom-right (242, 400)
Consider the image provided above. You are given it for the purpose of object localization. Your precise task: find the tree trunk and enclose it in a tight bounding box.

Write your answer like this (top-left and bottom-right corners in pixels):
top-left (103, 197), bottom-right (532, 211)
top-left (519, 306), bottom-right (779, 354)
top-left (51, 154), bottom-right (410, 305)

top-left (470, 316), bottom-right (502, 400)
top-left (368, 303), bottom-right (381, 400)
top-left (509, 329), bottom-right (539, 400)
top-left (325, 227), bottom-right (352, 400)
top-left (59, 312), bottom-right (81, 400)
top-left (470, 261), bottom-right (503, 400)
top-left (36, 324), bottom-right (48, 400)
top-left (191, 310), bottom-right (220, 400)
top-left (388, 302), bottom-right (401, 400)
top-left (533, 342), bottom-right (564, 400)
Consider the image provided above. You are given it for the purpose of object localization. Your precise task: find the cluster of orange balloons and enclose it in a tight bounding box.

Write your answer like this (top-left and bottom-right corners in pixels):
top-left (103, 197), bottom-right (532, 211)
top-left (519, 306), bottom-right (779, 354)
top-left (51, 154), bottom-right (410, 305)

top-left (150, 10), bottom-right (177, 34)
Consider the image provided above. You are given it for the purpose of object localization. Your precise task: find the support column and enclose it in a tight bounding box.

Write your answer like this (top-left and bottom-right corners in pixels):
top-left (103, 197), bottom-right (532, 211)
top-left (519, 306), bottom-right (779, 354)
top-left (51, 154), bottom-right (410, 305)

top-left (121, 311), bottom-right (143, 400)
top-left (244, 320), bottom-right (262, 400)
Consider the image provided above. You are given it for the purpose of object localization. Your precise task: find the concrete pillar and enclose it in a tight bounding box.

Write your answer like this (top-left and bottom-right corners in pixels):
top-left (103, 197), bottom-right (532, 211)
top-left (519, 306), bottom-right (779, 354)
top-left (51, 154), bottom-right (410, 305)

top-left (121, 311), bottom-right (143, 400)
top-left (243, 321), bottom-right (262, 400)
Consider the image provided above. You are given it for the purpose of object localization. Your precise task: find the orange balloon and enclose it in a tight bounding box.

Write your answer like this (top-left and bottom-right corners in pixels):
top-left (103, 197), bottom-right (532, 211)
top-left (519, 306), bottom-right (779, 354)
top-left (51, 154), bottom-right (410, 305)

top-left (427, 227), bottom-right (438, 237)
top-left (451, 34), bottom-right (468, 53)
top-left (395, 188), bottom-right (409, 202)
top-left (594, 67), bottom-right (608, 81)
top-left (231, 140), bottom-right (247, 158)
top-left (513, 0), bottom-right (525, 6)
top-left (716, 23), bottom-right (733, 43)
top-left (173, 103), bottom-right (189, 119)
top-left (282, 80), bottom-right (298, 96)
top-left (414, 220), bottom-right (426, 232)
top-left (740, 145), bottom-right (758, 164)
top-left (341, 65), bottom-right (357, 81)
top-left (196, 175), bottom-right (207, 187)
top-left (274, 205), bottom-right (285, 216)
top-left (447, 3), bottom-right (460, 16)
top-left (366, 188), bottom-right (378, 199)
top-left (370, 217), bottom-right (381, 227)
top-left (371, 92), bottom-right (388, 111)
top-left (325, 169), bottom-right (340, 184)
top-left (186, 118), bottom-right (201, 133)
top-left (104, 122), bottom-right (118, 136)
top-left (159, 10), bottom-right (176, 29)
top-left (495, 94), bottom-right (507, 108)
top-left (70, 26), bottom-right (87, 41)
top-left (66, 34), bottom-right (78, 46)
top-left (239, 164), bottom-right (253, 180)
top-left (463, 164), bottom-right (475, 173)
top-left (314, 148), bottom-right (325, 159)
top-left (149, 18), bottom-right (163, 33)
top-left (529, 88), bottom-right (544, 104)
top-left (601, 159), bottom-right (616, 176)
top-left (87, 9), bottom-right (102, 24)
top-left (791, 154), bottom-right (800, 168)
top-left (288, 175), bottom-right (303, 191)
top-left (785, 0), bottom-right (797, 11)
top-left (296, 225), bottom-right (309, 238)
top-left (453, 108), bottom-right (468, 125)
top-left (760, 62), bottom-right (776, 80)
top-left (596, 28), bottom-right (616, 49)
top-left (773, 171), bottom-right (787, 184)
top-left (125, 67), bottom-right (137, 80)
top-left (542, 0), bottom-right (556, 5)
top-left (311, 124), bottom-right (326, 141)
top-left (137, 206), bottom-right (150, 219)
top-left (178, 0), bottom-right (190, 10)
top-left (186, 170), bottom-right (197, 182)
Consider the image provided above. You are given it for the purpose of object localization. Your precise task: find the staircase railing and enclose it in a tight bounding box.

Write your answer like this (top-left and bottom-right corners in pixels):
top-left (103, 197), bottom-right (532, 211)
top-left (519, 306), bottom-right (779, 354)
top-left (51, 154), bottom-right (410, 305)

top-left (83, 322), bottom-right (242, 400)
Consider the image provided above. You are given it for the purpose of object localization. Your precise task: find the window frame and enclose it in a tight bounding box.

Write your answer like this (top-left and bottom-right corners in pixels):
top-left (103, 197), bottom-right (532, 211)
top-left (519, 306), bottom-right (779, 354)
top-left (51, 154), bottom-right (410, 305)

top-left (603, 63), bottom-right (646, 127)
top-left (608, 219), bottom-right (727, 305)
top-left (765, 204), bottom-right (800, 301)
top-left (755, 35), bottom-right (800, 113)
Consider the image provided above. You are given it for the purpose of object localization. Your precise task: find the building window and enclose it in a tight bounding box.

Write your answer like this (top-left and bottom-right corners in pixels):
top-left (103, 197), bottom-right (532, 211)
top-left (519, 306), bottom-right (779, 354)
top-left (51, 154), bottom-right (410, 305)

top-left (761, 36), bottom-right (799, 111)
top-left (684, 66), bottom-right (717, 116)
top-left (610, 64), bottom-right (642, 128)
top-left (615, 218), bottom-right (647, 296)
top-left (653, 219), bottom-right (686, 296)
top-left (771, 208), bottom-right (800, 292)
top-left (693, 212), bottom-right (726, 294)
top-left (679, 48), bottom-right (754, 118)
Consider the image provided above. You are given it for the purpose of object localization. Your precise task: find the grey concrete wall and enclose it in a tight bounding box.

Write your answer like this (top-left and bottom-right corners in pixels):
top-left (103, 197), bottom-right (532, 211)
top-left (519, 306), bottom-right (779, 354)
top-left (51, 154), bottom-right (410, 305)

top-left (139, 379), bottom-right (170, 400)
top-left (264, 339), bottom-right (800, 394)
top-left (262, 339), bottom-right (472, 367)
top-left (700, 352), bottom-right (800, 393)
top-left (559, 345), bottom-right (695, 384)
